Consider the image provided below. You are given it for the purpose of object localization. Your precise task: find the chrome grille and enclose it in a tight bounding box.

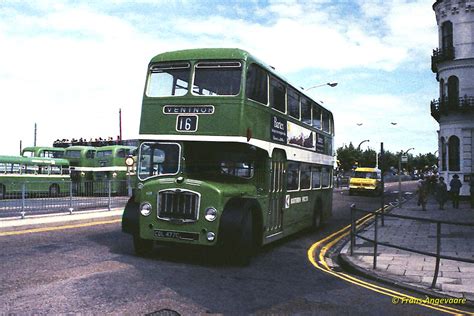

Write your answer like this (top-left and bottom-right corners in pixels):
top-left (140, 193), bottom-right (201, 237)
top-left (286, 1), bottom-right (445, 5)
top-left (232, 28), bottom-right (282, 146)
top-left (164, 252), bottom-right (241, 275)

top-left (157, 189), bottom-right (200, 221)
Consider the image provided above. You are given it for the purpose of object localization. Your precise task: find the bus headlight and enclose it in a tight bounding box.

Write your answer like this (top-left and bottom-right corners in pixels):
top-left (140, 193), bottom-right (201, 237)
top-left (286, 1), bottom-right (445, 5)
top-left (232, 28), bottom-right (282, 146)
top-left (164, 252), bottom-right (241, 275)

top-left (80, 172), bottom-right (85, 177)
top-left (139, 202), bottom-right (152, 216)
top-left (205, 207), bottom-right (217, 222)
top-left (112, 172), bottom-right (118, 178)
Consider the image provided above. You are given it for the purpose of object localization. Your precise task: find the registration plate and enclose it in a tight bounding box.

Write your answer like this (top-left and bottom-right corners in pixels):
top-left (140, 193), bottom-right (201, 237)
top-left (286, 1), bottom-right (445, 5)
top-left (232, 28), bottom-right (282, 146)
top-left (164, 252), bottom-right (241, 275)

top-left (154, 230), bottom-right (199, 241)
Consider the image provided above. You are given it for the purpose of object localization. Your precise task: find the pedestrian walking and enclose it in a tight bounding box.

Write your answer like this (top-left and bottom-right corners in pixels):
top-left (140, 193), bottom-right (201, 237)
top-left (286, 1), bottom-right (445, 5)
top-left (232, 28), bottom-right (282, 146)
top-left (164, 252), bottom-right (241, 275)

top-left (435, 177), bottom-right (448, 210)
top-left (417, 179), bottom-right (429, 211)
top-left (449, 174), bottom-right (462, 209)
top-left (470, 174), bottom-right (474, 209)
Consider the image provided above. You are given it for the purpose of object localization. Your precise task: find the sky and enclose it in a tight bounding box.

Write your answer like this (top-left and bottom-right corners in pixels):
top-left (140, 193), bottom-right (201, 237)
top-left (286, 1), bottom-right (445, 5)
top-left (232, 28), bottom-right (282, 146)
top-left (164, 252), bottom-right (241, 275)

top-left (0, 0), bottom-right (440, 156)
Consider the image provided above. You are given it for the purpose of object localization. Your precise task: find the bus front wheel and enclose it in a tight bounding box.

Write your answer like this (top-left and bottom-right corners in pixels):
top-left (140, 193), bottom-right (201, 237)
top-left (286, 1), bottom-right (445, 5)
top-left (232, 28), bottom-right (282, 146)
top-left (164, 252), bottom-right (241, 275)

top-left (234, 209), bottom-right (254, 265)
top-left (133, 235), bottom-right (153, 256)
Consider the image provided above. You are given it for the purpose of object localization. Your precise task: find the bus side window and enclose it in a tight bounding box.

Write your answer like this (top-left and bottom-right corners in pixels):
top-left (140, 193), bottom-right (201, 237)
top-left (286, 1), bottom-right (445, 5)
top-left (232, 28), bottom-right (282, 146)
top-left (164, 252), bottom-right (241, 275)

top-left (246, 63), bottom-right (268, 105)
top-left (322, 167), bottom-right (331, 188)
top-left (62, 167), bottom-right (70, 175)
top-left (300, 163), bottom-right (311, 190)
top-left (117, 149), bottom-right (126, 158)
top-left (312, 166), bottom-right (321, 189)
top-left (86, 150), bottom-right (95, 159)
top-left (287, 162), bottom-right (299, 191)
top-left (301, 97), bottom-right (311, 125)
top-left (270, 77), bottom-right (286, 113)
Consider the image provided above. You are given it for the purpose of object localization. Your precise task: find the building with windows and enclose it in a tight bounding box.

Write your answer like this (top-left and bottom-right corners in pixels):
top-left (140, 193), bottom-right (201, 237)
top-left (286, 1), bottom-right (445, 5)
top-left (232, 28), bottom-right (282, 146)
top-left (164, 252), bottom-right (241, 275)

top-left (431, 0), bottom-right (474, 196)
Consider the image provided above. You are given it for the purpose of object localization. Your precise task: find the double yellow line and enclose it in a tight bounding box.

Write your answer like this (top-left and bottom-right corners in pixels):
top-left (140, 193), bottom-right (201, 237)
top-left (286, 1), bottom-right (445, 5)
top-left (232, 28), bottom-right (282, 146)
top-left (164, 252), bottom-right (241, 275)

top-left (307, 210), bottom-right (472, 315)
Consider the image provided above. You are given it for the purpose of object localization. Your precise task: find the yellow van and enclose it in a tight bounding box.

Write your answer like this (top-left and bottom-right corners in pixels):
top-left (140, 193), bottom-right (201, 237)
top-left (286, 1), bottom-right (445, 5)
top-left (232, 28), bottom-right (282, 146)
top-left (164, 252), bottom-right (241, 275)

top-left (349, 167), bottom-right (382, 196)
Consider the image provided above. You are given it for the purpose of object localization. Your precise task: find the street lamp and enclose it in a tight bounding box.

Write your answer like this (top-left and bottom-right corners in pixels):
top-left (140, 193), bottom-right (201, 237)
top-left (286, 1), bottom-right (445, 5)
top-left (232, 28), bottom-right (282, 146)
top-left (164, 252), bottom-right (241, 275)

top-left (398, 147), bottom-right (415, 208)
top-left (357, 139), bottom-right (370, 151)
top-left (304, 82), bottom-right (338, 91)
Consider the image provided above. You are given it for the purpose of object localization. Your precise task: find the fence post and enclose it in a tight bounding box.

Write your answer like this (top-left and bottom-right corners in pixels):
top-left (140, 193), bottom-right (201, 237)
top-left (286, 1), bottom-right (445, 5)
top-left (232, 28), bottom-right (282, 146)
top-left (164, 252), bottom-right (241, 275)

top-left (350, 204), bottom-right (356, 256)
top-left (20, 183), bottom-right (26, 219)
top-left (68, 181), bottom-right (73, 214)
top-left (108, 180), bottom-right (112, 211)
top-left (431, 222), bottom-right (442, 288)
top-left (373, 213), bottom-right (378, 269)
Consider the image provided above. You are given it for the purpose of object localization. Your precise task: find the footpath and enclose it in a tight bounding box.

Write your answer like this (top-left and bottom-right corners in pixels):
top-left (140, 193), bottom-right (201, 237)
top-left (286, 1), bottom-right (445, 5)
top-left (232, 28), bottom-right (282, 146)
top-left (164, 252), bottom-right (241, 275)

top-left (0, 208), bottom-right (123, 234)
top-left (339, 194), bottom-right (474, 302)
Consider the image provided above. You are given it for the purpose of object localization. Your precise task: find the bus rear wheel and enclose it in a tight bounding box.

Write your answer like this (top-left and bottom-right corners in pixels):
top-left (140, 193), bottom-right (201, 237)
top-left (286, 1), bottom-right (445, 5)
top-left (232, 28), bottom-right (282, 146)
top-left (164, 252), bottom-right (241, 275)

top-left (312, 206), bottom-right (323, 231)
top-left (133, 235), bottom-right (153, 256)
top-left (49, 184), bottom-right (60, 197)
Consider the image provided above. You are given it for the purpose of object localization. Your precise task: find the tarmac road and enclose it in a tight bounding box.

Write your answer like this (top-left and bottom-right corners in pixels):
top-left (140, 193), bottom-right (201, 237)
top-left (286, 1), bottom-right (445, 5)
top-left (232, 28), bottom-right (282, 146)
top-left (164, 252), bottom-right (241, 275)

top-left (0, 181), bottom-right (444, 315)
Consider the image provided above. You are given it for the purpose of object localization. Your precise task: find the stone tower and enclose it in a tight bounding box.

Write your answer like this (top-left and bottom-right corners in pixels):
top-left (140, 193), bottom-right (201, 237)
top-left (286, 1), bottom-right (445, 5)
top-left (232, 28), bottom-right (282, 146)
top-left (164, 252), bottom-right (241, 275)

top-left (431, 0), bottom-right (474, 196)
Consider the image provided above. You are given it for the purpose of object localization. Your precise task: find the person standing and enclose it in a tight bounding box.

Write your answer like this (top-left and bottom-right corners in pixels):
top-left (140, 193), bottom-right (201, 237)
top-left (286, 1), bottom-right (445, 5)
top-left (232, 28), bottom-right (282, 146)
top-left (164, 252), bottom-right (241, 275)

top-left (449, 174), bottom-right (462, 209)
top-left (435, 177), bottom-right (448, 210)
top-left (470, 174), bottom-right (474, 209)
top-left (417, 179), bottom-right (429, 211)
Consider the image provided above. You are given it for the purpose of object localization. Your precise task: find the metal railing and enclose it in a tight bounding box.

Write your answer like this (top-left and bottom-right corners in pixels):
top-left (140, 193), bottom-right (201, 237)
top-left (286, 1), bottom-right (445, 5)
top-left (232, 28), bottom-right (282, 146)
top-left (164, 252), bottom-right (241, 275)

top-left (0, 180), bottom-right (132, 219)
top-left (350, 204), bottom-right (474, 288)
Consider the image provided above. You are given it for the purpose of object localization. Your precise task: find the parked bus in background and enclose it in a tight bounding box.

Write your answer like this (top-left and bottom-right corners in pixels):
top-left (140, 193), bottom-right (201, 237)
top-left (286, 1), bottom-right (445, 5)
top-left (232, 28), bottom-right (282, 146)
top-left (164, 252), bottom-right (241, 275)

top-left (22, 146), bottom-right (66, 158)
top-left (93, 145), bottom-right (137, 195)
top-left (64, 146), bottom-right (96, 195)
top-left (0, 156), bottom-right (70, 199)
top-left (122, 48), bottom-right (335, 263)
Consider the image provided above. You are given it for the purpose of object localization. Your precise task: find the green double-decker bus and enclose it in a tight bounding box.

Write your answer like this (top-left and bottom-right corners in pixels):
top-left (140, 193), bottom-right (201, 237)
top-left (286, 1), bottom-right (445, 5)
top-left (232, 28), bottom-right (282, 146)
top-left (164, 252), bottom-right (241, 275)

top-left (93, 145), bottom-right (136, 195)
top-left (0, 156), bottom-right (70, 199)
top-left (122, 48), bottom-right (335, 263)
top-left (64, 146), bottom-right (96, 195)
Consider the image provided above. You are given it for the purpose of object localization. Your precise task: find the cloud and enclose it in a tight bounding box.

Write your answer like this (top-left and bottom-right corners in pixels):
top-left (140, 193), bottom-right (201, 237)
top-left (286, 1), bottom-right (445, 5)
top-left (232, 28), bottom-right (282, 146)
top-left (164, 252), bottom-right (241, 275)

top-left (0, 0), bottom-right (439, 155)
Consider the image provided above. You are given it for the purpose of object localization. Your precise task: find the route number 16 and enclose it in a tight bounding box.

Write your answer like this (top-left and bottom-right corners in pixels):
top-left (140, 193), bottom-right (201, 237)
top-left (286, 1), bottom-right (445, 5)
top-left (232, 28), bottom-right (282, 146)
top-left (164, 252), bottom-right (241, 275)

top-left (176, 115), bottom-right (198, 132)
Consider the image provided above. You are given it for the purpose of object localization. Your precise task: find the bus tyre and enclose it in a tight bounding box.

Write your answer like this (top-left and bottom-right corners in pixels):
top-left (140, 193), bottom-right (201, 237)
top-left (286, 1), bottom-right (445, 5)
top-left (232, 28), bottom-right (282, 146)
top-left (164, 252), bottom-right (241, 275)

top-left (312, 208), bottom-right (322, 231)
top-left (49, 184), bottom-right (60, 197)
top-left (0, 184), bottom-right (5, 200)
top-left (234, 209), bottom-right (254, 266)
top-left (133, 235), bottom-right (153, 256)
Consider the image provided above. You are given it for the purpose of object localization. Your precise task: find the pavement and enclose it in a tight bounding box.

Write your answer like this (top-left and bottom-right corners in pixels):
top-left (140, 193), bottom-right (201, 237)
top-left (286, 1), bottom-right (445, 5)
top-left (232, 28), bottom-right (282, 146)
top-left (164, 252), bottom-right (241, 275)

top-left (339, 193), bottom-right (474, 303)
top-left (0, 208), bottom-right (123, 234)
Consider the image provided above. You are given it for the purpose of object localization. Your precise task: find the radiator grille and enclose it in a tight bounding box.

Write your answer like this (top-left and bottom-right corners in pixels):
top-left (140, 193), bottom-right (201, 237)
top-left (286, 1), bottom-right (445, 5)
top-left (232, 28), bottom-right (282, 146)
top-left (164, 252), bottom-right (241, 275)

top-left (157, 189), bottom-right (200, 221)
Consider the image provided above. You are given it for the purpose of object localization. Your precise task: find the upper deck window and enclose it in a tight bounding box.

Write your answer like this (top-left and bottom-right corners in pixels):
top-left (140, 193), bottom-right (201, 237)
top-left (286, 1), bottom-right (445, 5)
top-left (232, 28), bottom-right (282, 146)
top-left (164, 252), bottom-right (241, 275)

top-left (192, 61), bottom-right (242, 96)
top-left (246, 64), bottom-right (268, 104)
top-left (322, 111), bottom-right (331, 134)
top-left (270, 77), bottom-right (286, 113)
top-left (288, 88), bottom-right (300, 119)
top-left (146, 62), bottom-right (190, 97)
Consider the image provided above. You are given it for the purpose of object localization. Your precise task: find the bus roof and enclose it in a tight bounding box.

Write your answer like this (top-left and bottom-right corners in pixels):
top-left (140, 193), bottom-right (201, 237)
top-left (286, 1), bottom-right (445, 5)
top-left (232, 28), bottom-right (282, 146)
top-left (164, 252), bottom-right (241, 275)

top-left (22, 146), bottom-right (65, 152)
top-left (0, 155), bottom-right (69, 165)
top-left (149, 48), bottom-right (333, 118)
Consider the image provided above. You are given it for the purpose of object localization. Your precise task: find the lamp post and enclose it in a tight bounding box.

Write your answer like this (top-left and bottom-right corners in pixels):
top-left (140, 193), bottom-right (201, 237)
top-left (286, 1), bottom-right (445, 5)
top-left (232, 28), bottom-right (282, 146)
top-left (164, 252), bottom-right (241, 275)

top-left (398, 147), bottom-right (415, 208)
top-left (304, 82), bottom-right (338, 91)
top-left (357, 139), bottom-right (370, 151)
